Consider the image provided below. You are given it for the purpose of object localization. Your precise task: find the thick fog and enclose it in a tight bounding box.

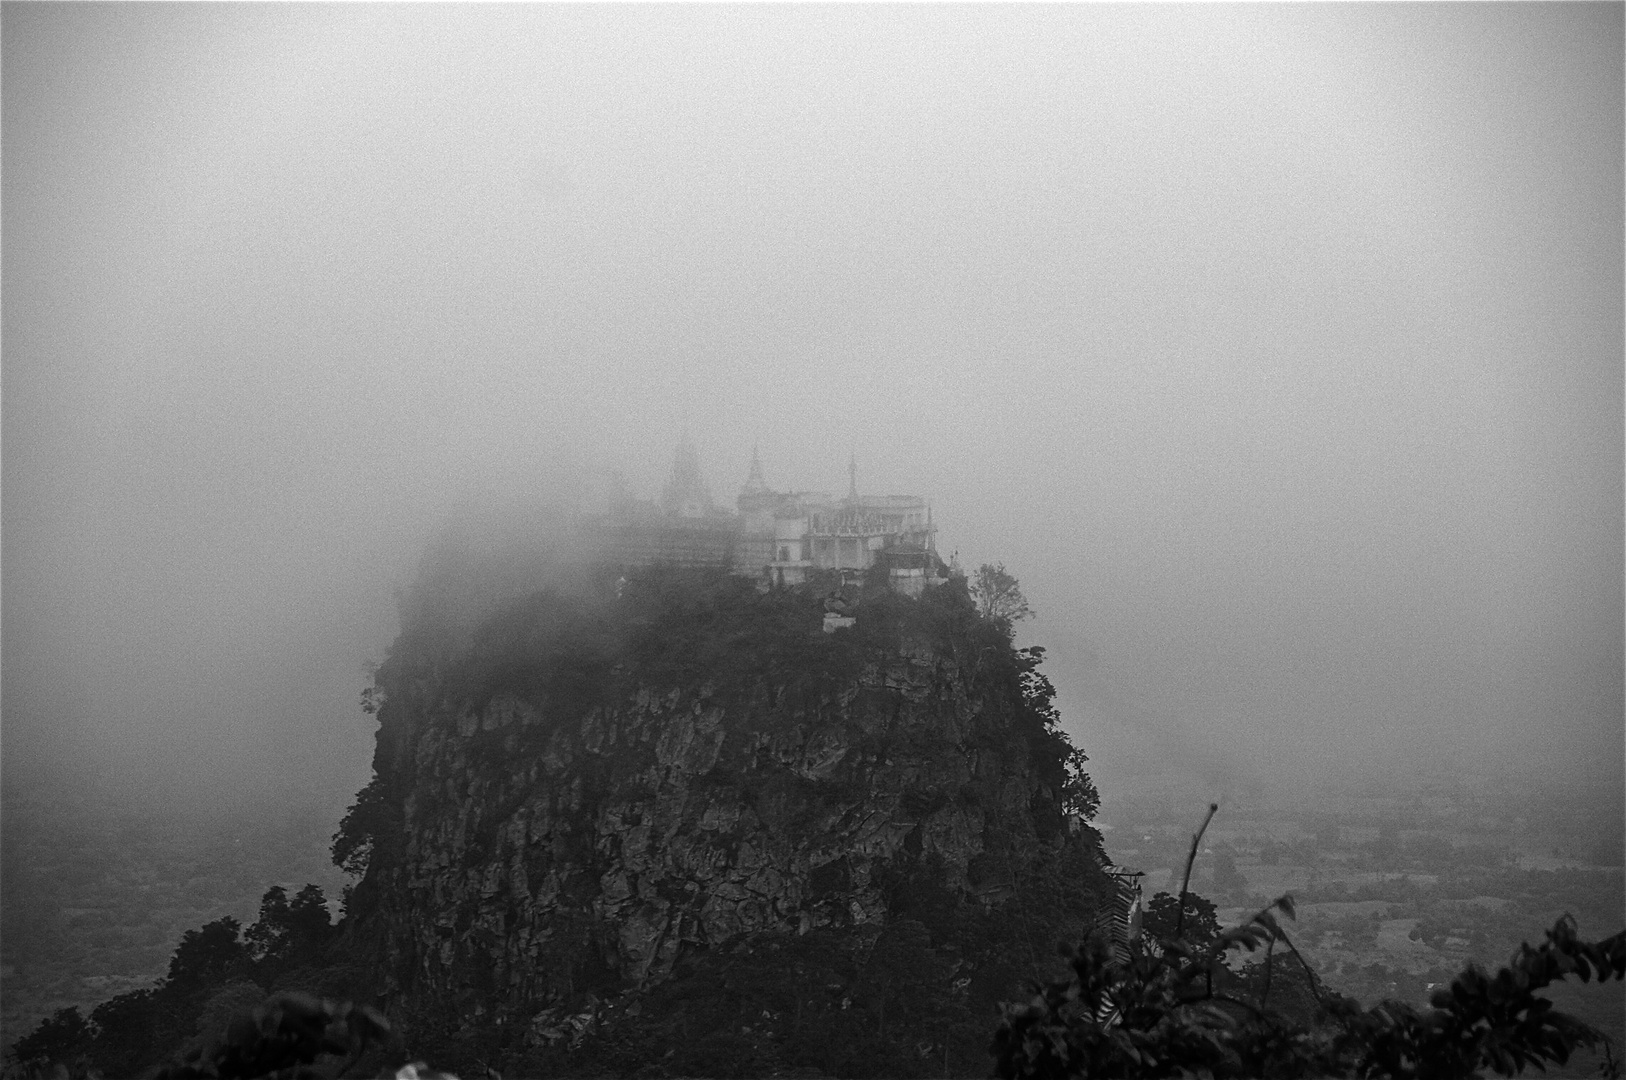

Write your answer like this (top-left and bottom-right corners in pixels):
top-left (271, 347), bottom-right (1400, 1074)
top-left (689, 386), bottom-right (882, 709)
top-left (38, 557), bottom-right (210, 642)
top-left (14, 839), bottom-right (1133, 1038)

top-left (4, 5), bottom-right (1621, 820)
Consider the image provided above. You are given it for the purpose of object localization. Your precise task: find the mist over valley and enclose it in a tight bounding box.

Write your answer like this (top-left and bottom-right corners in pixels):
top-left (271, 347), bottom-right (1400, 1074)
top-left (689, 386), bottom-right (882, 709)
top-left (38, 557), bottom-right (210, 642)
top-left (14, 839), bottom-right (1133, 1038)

top-left (3, 5), bottom-right (1621, 1077)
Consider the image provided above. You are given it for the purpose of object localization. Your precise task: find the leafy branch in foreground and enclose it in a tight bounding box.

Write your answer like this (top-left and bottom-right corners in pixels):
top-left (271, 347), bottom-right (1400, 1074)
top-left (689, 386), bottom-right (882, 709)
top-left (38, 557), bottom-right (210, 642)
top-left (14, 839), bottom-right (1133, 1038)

top-left (153, 992), bottom-right (391, 1080)
top-left (992, 899), bottom-right (1626, 1080)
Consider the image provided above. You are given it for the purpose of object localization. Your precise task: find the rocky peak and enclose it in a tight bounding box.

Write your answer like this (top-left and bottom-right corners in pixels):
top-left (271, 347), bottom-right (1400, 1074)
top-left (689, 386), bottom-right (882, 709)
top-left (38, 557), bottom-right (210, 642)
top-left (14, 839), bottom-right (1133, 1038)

top-left (341, 565), bottom-right (1110, 1067)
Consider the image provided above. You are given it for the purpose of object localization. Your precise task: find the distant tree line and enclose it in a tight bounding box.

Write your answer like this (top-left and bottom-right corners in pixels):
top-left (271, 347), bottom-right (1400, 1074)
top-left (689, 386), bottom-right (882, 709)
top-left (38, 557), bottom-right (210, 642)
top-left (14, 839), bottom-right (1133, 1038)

top-left (14, 881), bottom-right (1619, 1079)
top-left (2, 883), bottom-right (381, 1079)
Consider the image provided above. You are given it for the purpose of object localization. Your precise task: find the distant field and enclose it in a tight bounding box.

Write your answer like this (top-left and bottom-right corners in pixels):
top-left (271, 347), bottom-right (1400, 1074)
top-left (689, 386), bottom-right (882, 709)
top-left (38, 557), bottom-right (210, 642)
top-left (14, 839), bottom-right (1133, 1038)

top-left (1296, 900), bottom-right (1390, 918)
top-left (1236, 864), bottom-right (1441, 894)
top-left (1236, 864), bottom-right (1312, 894)
top-left (1209, 820), bottom-right (1312, 843)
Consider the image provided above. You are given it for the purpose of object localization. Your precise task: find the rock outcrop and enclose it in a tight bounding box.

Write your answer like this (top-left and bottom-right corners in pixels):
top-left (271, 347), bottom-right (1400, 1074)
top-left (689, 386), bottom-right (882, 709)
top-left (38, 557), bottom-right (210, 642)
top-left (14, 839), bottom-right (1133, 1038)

top-left (342, 566), bottom-right (1110, 1060)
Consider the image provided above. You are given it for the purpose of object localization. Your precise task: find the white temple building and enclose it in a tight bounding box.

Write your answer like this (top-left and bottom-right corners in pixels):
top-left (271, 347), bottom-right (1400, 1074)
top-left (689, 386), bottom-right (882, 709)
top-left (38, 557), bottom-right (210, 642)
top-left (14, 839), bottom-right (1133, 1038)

top-left (594, 442), bottom-right (949, 594)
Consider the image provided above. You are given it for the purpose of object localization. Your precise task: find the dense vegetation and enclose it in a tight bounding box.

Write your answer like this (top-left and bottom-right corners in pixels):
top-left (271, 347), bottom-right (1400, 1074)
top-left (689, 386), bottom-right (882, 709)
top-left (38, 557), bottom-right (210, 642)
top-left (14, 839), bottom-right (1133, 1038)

top-left (3, 880), bottom-right (378, 1078)
top-left (15, 877), bottom-right (1620, 1078)
top-left (995, 905), bottom-right (1625, 1079)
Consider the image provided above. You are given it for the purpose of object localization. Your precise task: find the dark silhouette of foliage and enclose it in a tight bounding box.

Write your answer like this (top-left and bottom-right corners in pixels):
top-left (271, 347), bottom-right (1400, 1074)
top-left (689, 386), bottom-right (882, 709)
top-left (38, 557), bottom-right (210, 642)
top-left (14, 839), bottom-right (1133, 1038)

top-left (332, 774), bottom-right (394, 880)
top-left (1017, 646), bottom-right (1061, 727)
top-left (166, 917), bottom-right (253, 996)
top-left (1332, 915), bottom-right (1625, 1079)
top-left (992, 901), bottom-right (1626, 1080)
top-left (2, 881), bottom-right (359, 1080)
top-left (88, 987), bottom-right (168, 1077)
top-left (154, 992), bottom-right (390, 1080)
top-left (1061, 745), bottom-right (1101, 822)
top-left (7, 1007), bottom-right (92, 1074)
top-left (1143, 890), bottom-right (1221, 947)
top-left (1016, 645), bottom-right (1100, 821)
top-left (244, 885), bottom-right (334, 971)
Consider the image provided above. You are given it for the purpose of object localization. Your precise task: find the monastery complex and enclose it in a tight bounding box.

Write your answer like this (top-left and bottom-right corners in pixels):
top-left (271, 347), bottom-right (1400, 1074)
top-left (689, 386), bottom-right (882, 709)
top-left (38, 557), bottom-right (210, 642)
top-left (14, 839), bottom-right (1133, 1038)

top-left (593, 441), bottom-right (951, 595)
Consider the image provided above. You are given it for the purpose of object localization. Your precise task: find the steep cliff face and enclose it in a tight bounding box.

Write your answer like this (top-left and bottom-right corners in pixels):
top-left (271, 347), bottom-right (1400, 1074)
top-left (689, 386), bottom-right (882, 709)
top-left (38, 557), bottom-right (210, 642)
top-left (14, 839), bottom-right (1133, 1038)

top-left (343, 566), bottom-right (1109, 1066)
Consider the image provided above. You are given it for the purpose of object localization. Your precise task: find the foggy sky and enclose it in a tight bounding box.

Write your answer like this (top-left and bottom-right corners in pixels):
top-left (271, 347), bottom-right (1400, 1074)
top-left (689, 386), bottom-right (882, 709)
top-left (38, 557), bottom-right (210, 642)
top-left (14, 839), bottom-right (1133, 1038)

top-left (4, 4), bottom-right (1621, 815)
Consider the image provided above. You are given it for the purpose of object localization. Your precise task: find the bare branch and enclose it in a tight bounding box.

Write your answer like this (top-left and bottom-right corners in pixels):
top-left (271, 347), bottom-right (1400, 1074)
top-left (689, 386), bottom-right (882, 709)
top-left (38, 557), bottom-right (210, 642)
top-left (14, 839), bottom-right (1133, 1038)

top-left (1176, 803), bottom-right (1219, 939)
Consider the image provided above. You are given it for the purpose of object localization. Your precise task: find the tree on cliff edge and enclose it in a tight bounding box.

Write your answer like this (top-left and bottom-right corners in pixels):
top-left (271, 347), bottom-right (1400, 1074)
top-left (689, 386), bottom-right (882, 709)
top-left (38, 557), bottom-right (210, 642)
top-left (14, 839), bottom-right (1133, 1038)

top-left (973, 563), bottom-right (1032, 628)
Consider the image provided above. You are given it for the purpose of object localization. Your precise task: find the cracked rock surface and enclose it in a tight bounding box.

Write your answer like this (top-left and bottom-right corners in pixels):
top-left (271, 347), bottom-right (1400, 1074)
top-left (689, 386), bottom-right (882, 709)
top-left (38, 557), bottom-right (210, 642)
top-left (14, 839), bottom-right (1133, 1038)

top-left (347, 573), bottom-right (1099, 1027)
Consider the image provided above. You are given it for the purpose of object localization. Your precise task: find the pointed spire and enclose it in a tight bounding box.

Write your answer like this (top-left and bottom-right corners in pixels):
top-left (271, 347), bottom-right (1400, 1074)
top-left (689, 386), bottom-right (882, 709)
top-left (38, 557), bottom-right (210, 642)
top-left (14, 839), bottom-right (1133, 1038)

top-left (743, 444), bottom-right (768, 494)
top-left (847, 452), bottom-right (858, 500)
